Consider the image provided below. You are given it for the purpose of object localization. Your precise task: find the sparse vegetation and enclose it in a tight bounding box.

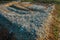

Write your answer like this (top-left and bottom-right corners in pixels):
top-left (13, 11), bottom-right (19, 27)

top-left (21, 0), bottom-right (60, 4)
top-left (52, 4), bottom-right (60, 40)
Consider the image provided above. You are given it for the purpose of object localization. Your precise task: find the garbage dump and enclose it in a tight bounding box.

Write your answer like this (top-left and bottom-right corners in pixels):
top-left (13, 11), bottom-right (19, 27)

top-left (0, 2), bottom-right (53, 40)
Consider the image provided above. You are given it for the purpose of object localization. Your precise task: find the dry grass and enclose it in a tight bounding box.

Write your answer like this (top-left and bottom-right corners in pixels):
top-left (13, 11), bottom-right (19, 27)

top-left (51, 4), bottom-right (60, 40)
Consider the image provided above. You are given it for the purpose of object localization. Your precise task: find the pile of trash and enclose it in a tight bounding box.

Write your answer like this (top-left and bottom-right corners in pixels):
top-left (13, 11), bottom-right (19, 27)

top-left (0, 2), bottom-right (53, 40)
